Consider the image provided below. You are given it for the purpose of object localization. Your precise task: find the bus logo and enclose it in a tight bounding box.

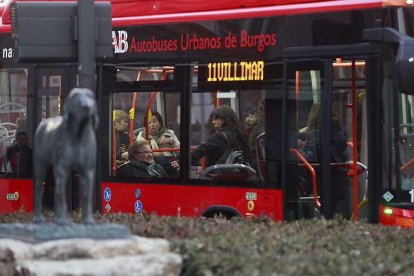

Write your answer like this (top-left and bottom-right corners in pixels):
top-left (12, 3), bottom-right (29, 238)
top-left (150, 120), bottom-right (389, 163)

top-left (104, 187), bottom-right (111, 202)
top-left (112, 30), bottom-right (128, 54)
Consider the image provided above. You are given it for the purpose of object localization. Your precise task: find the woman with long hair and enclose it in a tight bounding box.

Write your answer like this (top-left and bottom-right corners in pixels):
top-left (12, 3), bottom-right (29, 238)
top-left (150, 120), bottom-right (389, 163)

top-left (136, 111), bottom-right (180, 157)
top-left (299, 102), bottom-right (347, 163)
top-left (192, 105), bottom-right (251, 167)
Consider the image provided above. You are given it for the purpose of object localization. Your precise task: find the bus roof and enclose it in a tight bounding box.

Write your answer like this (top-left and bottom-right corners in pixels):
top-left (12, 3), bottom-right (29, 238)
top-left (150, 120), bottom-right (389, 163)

top-left (110, 0), bottom-right (411, 18)
top-left (0, 0), bottom-right (412, 31)
top-left (111, 0), bottom-right (413, 27)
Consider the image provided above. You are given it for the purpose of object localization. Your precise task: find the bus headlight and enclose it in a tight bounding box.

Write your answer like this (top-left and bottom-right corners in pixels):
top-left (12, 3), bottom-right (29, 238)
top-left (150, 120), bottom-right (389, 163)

top-left (383, 207), bottom-right (393, 215)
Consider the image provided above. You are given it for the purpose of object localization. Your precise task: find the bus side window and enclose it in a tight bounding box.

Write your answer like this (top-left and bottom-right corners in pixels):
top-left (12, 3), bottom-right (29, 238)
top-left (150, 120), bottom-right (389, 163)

top-left (110, 89), bottom-right (181, 180)
top-left (189, 90), bottom-right (266, 183)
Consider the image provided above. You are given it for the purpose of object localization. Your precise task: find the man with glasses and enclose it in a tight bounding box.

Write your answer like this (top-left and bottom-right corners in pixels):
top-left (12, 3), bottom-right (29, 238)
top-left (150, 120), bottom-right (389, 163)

top-left (116, 140), bottom-right (168, 180)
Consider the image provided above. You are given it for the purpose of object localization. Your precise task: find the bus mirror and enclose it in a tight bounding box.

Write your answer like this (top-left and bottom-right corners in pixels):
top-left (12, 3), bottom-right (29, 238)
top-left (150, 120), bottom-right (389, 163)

top-left (395, 38), bottom-right (414, 94)
top-left (364, 28), bottom-right (414, 94)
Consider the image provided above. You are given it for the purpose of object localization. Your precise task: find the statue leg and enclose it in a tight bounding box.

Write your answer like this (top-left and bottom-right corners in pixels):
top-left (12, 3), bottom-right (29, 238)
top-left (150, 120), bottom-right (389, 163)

top-left (81, 169), bottom-right (95, 224)
top-left (32, 160), bottom-right (47, 223)
top-left (53, 166), bottom-right (71, 225)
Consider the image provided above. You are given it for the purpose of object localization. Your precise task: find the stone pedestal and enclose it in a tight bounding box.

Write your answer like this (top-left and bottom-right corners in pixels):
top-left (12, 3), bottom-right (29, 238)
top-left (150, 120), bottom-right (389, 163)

top-left (0, 223), bottom-right (132, 243)
top-left (0, 224), bottom-right (182, 275)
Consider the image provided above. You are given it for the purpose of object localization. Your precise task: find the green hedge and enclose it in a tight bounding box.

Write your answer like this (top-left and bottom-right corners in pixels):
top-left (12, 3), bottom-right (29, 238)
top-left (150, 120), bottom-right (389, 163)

top-left (1, 212), bottom-right (413, 275)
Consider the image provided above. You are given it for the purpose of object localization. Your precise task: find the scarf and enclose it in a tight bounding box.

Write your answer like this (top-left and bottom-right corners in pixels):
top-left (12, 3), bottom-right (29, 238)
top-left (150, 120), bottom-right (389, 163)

top-left (142, 125), bottom-right (166, 142)
top-left (131, 160), bottom-right (163, 177)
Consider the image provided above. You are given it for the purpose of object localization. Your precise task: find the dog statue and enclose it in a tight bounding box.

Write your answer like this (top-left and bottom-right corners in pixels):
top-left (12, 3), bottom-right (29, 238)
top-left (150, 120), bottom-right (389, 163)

top-left (33, 88), bottom-right (99, 225)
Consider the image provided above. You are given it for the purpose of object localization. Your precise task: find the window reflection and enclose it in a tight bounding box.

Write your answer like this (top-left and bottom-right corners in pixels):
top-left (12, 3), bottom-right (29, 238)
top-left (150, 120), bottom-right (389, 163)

top-left (0, 69), bottom-right (30, 178)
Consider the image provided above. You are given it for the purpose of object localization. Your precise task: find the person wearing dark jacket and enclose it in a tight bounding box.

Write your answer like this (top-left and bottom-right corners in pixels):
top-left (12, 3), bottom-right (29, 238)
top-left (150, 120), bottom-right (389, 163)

top-left (297, 103), bottom-right (348, 217)
top-left (245, 99), bottom-right (265, 171)
top-left (114, 109), bottom-right (130, 166)
top-left (6, 131), bottom-right (32, 178)
top-left (191, 105), bottom-right (251, 167)
top-left (298, 103), bottom-right (347, 163)
top-left (117, 140), bottom-right (168, 180)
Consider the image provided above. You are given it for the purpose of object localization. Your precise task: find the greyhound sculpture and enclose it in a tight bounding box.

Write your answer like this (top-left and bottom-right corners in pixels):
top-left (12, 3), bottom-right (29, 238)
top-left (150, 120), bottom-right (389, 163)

top-left (32, 88), bottom-right (99, 225)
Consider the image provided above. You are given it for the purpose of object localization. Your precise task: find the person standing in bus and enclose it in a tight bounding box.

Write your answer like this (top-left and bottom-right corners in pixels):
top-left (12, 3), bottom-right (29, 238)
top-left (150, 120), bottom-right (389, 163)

top-left (6, 131), bottom-right (32, 178)
top-left (136, 111), bottom-right (180, 157)
top-left (298, 103), bottom-right (347, 163)
top-left (117, 140), bottom-right (169, 180)
top-left (298, 103), bottom-right (347, 198)
top-left (192, 105), bottom-right (251, 167)
top-left (245, 99), bottom-right (265, 171)
top-left (113, 109), bottom-right (130, 165)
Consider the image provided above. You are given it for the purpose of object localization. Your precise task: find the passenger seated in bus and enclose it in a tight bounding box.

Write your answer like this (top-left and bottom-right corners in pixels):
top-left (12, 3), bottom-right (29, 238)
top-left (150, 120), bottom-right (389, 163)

top-left (298, 103), bottom-right (347, 163)
top-left (117, 140), bottom-right (179, 180)
top-left (113, 109), bottom-right (130, 165)
top-left (136, 111), bottom-right (180, 157)
top-left (6, 131), bottom-right (32, 178)
top-left (192, 105), bottom-right (251, 167)
top-left (16, 117), bottom-right (27, 135)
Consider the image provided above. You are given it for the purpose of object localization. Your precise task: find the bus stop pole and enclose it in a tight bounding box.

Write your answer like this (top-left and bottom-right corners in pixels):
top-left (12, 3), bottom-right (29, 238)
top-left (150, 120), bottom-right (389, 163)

top-left (78, 0), bottom-right (96, 91)
top-left (71, 0), bottom-right (95, 209)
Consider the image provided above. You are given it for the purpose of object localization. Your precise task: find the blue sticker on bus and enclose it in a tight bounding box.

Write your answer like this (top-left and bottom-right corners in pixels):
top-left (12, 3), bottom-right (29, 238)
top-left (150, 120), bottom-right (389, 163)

top-left (104, 187), bottom-right (111, 202)
top-left (135, 200), bottom-right (143, 214)
top-left (135, 189), bottom-right (141, 199)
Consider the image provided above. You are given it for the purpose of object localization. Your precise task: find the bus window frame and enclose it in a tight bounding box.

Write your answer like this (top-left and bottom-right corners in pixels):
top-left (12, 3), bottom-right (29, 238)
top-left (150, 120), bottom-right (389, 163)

top-left (100, 64), bottom-right (184, 183)
top-left (101, 62), bottom-right (287, 188)
top-left (188, 61), bottom-right (285, 187)
top-left (101, 65), bottom-right (177, 95)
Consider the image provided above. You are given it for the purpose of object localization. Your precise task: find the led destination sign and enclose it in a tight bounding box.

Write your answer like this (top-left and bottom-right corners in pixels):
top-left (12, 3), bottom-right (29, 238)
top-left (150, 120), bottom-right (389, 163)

top-left (199, 60), bottom-right (273, 90)
top-left (207, 61), bottom-right (264, 82)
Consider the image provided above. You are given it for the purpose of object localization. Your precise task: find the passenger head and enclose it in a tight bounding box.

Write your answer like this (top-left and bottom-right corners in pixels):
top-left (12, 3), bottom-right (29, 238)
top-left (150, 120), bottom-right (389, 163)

top-left (210, 105), bottom-right (241, 132)
top-left (149, 111), bottom-right (164, 134)
top-left (128, 140), bottom-right (154, 164)
top-left (306, 103), bottom-right (321, 130)
top-left (306, 103), bottom-right (342, 130)
top-left (246, 99), bottom-right (265, 129)
top-left (16, 132), bottom-right (28, 146)
top-left (113, 110), bottom-right (129, 132)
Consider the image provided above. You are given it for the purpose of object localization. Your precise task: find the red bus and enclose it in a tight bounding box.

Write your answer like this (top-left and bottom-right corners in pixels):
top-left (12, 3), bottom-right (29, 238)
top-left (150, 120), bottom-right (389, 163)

top-left (1, 0), bottom-right (414, 226)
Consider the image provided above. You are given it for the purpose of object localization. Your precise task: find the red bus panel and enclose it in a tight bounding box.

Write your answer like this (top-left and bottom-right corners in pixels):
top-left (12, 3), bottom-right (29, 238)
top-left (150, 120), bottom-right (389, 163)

top-left (0, 179), bottom-right (33, 213)
top-left (101, 182), bottom-right (283, 220)
top-left (379, 204), bottom-right (414, 228)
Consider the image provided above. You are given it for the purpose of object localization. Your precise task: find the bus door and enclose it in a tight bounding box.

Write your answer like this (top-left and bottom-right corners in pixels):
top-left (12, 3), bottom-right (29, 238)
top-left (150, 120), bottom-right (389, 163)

top-left (283, 47), bottom-right (371, 220)
top-left (34, 66), bottom-right (78, 210)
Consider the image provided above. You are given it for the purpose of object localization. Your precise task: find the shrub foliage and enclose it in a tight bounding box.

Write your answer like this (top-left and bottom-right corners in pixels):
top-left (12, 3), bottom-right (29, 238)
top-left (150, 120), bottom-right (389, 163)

top-left (1, 212), bottom-right (413, 275)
